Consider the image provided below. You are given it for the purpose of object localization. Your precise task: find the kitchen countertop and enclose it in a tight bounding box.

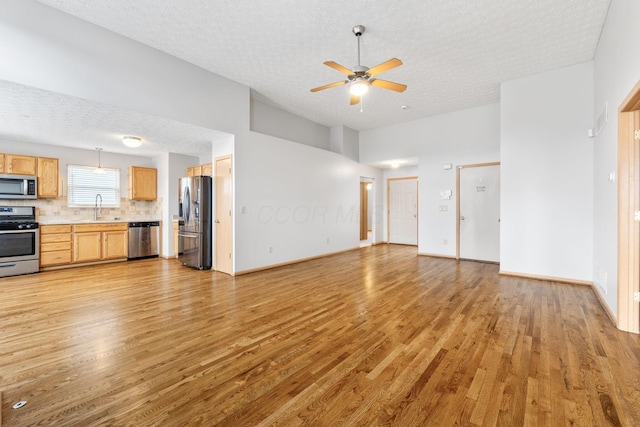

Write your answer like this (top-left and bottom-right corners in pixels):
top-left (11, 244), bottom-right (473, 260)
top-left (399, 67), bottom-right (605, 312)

top-left (38, 217), bottom-right (162, 225)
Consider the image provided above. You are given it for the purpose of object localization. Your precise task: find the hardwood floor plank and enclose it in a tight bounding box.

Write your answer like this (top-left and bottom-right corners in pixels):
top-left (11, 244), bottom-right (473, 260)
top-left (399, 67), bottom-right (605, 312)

top-left (1, 245), bottom-right (639, 426)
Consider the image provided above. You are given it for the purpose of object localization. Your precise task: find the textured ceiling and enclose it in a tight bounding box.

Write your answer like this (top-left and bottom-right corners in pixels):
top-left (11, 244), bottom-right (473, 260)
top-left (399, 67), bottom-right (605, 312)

top-left (0, 80), bottom-right (227, 158)
top-left (2, 0), bottom-right (611, 158)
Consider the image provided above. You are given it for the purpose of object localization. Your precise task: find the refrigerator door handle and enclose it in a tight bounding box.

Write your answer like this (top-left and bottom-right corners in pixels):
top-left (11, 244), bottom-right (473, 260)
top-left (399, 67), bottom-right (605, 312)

top-left (184, 186), bottom-right (191, 223)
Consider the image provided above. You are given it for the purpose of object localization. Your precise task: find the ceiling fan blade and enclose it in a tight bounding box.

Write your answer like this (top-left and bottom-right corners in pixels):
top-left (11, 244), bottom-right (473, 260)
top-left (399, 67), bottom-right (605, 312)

top-left (350, 94), bottom-right (360, 105)
top-left (324, 61), bottom-right (354, 75)
top-left (367, 58), bottom-right (403, 76)
top-left (370, 79), bottom-right (407, 93)
top-left (310, 81), bottom-right (347, 92)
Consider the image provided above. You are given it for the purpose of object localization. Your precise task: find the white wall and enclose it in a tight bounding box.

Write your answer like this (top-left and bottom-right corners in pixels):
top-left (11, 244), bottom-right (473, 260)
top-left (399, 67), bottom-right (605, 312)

top-left (0, 0), bottom-right (249, 135)
top-left (592, 0), bottom-right (640, 313)
top-left (329, 125), bottom-right (360, 162)
top-left (343, 127), bottom-right (360, 162)
top-left (234, 131), bottom-right (383, 272)
top-left (360, 104), bottom-right (501, 256)
top-left (154, 152), bottom-right (199, 257)
top-left (250, 99), bottom-right (331, 150)
top-left (500, 62), bottom-right (594, 282)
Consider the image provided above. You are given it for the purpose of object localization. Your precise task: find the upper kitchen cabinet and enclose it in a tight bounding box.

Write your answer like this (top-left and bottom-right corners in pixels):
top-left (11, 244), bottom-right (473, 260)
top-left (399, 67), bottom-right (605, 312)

top-left (0, 154), bottom-right (4, 173)
top-left (201, 163), bottom-right (212, 176)
top-left (186, 163), bottom-right (212, 177)
top-left (186, 165), bottom-right (201, 177)
top-left (128, 166), bottom-right (157, 200)
top-left (5, 154), bottom-right (37, 175)
top-left (37, 157), bottom-right (59, 198)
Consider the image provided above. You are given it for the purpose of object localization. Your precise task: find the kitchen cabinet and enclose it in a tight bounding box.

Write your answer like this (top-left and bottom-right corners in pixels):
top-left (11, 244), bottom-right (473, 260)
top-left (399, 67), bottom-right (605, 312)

top-left (37, 157), bottom-right (59, 198)
top-left (40, 224), bottom-right (72, 267)
top-left (5, 154), bottom-right (37, 175)
top-left (73, 223), bottom-right (128, 263)
top-left (128, 166), bottom-right (157, 200)
top-left (103, 230), bottom-right (128, 259)
top-left (201, 163), bottom-right (212, 176)
top-left (0, 153), bottom-right (4, 173)
top-left (186, 165), bottom-right (201, 177)
top-left (173, 220), bottom-right (179, 258)
top-left (186, 163), bottom-right (212, 177)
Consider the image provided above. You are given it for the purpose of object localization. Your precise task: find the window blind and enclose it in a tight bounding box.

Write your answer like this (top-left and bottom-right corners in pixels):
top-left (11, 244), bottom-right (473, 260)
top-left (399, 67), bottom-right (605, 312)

top-left (67, 165), bottom-right (120, 207)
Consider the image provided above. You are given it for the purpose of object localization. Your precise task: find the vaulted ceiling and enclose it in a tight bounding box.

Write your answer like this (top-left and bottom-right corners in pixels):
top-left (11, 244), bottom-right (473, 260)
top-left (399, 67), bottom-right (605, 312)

top-left (1, 0), bottom-right (611, 156)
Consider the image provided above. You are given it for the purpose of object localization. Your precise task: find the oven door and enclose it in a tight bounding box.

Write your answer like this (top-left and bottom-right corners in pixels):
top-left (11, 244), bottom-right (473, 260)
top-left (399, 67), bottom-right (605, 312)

top-left (0, 228), bottom-right (39, 262)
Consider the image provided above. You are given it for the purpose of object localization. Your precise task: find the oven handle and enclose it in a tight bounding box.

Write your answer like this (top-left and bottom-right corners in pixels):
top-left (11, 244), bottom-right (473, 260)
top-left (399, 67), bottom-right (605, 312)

top-left (0, 228), bottom-right (38, 234)
top-left (0, 264), bottom-right (17, 268)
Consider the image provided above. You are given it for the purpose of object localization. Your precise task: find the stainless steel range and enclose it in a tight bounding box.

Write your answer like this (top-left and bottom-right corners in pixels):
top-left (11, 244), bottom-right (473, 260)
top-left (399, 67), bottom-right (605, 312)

top-left (0, 206), bottom-right (39, 277)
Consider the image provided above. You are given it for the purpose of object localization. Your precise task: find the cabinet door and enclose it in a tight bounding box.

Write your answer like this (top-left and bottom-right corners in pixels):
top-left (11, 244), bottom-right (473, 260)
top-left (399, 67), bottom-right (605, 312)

top-left (129, 166), bottom-right (157, 200)
top-left (103, 230), bottom-right (128, 259)
top-left (6, 154), bottom-right (37, 175)
top-left (73, 232), bottom-right (102, 262)
top-left (37, 157), bottom-right (59, 198)
top-left (0, 153), bottom-right (4, 173)
top-left (173, 221), bottom-right (179, 257)
top-left (201, 163), bottom-right (213, 176)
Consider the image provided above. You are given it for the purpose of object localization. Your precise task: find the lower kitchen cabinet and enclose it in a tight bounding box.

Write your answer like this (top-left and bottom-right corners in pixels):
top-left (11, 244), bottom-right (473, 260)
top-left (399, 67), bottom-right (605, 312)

top-left (73, 223), bottom-right (128, 263)
top-left (102, 230), bottom-right (128, 259)
top-left (40, 224), bottom-right (72, 267)
top-left (40, 222), bottom-right (129, 270)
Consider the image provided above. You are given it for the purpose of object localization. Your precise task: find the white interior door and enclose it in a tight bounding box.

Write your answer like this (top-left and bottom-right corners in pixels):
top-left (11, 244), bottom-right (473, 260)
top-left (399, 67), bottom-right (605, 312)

top-left (388, 178), bottom-right (418, 245)
top-left (459, 164), bottom-right (500, 262)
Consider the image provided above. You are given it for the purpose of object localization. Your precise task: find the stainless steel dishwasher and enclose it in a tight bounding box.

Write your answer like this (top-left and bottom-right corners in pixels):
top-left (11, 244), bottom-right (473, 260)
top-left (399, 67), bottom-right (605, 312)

top-left (128, 221), bottom-right (160, 259)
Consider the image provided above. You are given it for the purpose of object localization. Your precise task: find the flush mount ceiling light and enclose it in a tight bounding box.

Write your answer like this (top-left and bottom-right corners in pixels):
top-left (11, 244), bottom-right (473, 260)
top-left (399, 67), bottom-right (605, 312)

top-left (122, 136), bottom-right (142, 148)
top-left (95, 147), bottom-right (105, 174)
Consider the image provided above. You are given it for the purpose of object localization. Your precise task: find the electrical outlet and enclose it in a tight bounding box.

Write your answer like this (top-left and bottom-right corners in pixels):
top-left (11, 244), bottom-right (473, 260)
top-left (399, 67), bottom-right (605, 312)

top-left (443, 239), bottom-right (447, 245)
top-left (634, 292), bottom-right (640, 303)
top-left (326, 237), bottom-right (330, 244)
top-left (268, 246), bottom-right (273, 254)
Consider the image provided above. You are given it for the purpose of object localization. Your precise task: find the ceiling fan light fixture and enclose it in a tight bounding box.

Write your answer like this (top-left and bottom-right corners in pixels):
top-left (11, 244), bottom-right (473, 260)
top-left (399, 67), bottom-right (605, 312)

top-left (122, 136), bottom-right (142, 148)
top-left (350, 79), bottom-right (370, 96)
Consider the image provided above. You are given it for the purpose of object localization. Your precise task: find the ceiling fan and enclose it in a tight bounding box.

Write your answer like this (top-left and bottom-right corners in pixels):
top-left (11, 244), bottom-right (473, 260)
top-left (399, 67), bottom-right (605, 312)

top-left (310, 25), bottom-right (407, 106)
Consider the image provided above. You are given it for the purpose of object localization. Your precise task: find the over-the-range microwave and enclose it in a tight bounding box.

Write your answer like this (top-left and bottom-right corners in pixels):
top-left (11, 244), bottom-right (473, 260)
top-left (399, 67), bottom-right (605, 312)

top-left (0, 174), bottom-right (37, 199)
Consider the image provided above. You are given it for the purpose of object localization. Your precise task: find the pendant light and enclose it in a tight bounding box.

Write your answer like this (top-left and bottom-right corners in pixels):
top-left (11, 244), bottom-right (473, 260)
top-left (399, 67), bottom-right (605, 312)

top-left (95, 148), bottom-right (105, 174)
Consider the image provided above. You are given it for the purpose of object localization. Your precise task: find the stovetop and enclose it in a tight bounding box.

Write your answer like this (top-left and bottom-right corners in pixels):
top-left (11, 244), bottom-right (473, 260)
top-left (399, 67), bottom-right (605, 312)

top-left (0, 206), bottom-right (37, 229)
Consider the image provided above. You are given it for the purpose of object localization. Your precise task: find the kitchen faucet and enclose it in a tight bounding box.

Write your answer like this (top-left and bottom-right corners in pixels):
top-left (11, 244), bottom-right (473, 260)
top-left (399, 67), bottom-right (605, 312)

top-left (94, 193), bottom-right (102, 221)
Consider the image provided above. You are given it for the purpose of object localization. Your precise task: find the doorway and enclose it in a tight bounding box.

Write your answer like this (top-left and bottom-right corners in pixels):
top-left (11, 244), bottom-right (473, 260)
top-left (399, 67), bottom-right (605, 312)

top-left (360, 177), bottom-right (374, 247)
top-left (618, 80), bottom-right (640, 334)
top-left (387, 177), bottom-right (418, 245)
top-left (215, 155), bottom-right (233, 275)
top-left (457, 163), bottom-right (500, 262)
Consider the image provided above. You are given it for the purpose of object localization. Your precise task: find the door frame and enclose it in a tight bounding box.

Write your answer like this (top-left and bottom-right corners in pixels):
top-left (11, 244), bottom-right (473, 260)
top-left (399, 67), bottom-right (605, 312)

top-left (618, 80), bottom-right (640, 334)
top-left (360, 181), bottom-right (369, 240)
top-left (386, 176), bottom-right (418, 244)
top-left (214, 154), bottom-right (233, 275)
top-left (456, 162), bottom-right (500, 260)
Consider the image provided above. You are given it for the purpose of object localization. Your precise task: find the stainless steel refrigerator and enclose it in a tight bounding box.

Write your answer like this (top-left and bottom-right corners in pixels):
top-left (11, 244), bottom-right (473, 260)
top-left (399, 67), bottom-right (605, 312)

top-left (178, 176), bottom-right (212, 270)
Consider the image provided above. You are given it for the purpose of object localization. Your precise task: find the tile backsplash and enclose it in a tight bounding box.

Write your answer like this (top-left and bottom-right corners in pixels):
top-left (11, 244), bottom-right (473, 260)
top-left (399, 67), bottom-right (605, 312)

top-left (0, 196), bottom-right (162, 223)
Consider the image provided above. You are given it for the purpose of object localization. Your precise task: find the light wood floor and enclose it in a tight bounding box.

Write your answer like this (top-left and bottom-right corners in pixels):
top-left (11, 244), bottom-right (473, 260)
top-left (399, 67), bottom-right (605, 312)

top-left (1, 245), bottom-right (639, 426)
